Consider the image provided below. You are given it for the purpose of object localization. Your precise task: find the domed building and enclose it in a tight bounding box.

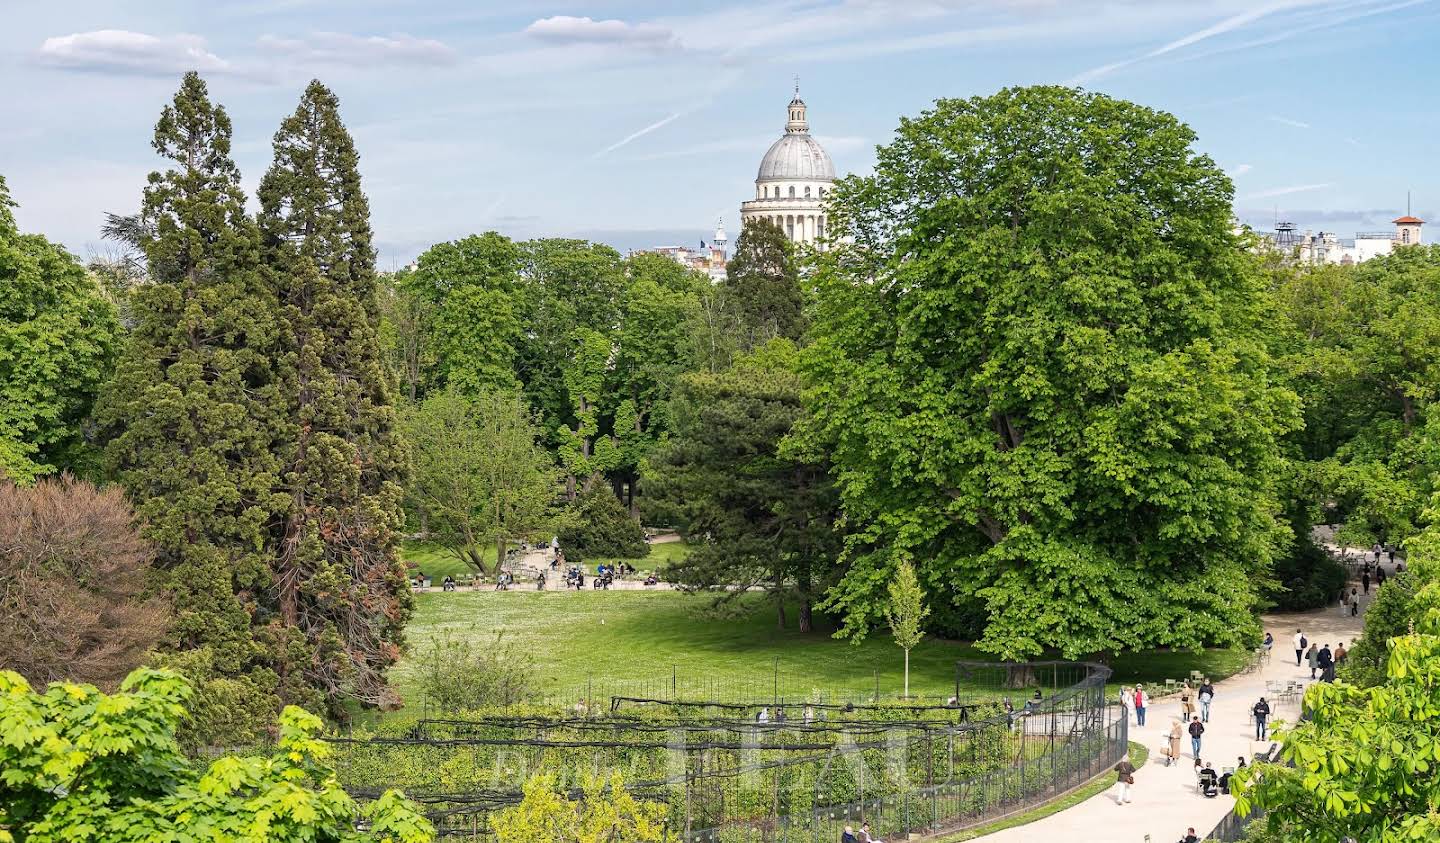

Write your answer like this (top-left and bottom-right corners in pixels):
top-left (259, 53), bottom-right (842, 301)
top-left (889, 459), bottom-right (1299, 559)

top-left (739, 86), bottom-right (835, 246)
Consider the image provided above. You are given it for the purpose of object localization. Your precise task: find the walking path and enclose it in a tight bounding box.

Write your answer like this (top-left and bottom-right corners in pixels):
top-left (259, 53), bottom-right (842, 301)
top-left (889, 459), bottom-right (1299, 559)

top-left (974, 606), bottom-right (1365, 843)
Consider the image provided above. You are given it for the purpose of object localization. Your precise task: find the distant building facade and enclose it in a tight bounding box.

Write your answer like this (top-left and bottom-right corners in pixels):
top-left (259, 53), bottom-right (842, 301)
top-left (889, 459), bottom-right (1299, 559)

top-left (1270, 214), bottom-right (1424, 266)
top-left (636, 220), bottom-right (729, 282)
top-left (739, 86), bottom-right (836, 246)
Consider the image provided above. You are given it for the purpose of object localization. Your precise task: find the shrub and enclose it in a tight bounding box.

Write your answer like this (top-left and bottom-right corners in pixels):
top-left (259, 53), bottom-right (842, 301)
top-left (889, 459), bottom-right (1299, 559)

top-left (416, 629), bottom-right (534, 712)
top-left (1266, 536), bottom-right (1347, 611)
top-left (558, 484), bottom-right (647, 563)
top-left (490, 771), bottom-right (668, 843)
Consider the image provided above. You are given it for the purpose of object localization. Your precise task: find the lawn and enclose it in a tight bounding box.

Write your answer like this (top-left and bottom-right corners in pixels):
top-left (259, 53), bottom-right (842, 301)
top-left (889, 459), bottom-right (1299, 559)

top-left (400, 539), bottom-right (693, 581)
top-left (384, 587), bottom-right (1251, 717)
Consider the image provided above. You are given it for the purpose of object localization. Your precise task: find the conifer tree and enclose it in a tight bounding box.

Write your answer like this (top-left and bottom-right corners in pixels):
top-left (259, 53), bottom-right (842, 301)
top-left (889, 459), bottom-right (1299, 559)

top-left (258, 80), bottom-right (411, 711)
top-left (99, 72), bottom-right (297, 723)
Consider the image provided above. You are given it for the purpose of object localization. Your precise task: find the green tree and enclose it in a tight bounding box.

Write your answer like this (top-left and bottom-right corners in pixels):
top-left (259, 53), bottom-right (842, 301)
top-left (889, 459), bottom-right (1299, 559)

top-left (97, 72), bottom-right (296, 727)
top-left (724, 218), bottom-right (803, 345)
top-left (257, 79), bottom-right (413, 714)
top-left (0, 175), bottom-right (120, 482)
top-left (0, 667), bottom-right (433, 843)
top-left (401, 391), bottom-right (558, 574)
top-left (799, 86), bottom-right (1300, 659)
top-left (647, 340), bottom-right (840, 631)
top-left (886, 560), bottom-right (929, 698)
top-left (489, 772), bottom-right (668, 843)
top-left (558, 327), bottom-right (621, 498)
top-left (556, 483), bottom-right (647, 564)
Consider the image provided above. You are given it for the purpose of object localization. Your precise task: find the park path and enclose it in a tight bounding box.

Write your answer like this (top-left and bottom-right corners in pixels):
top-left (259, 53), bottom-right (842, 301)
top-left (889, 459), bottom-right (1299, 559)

top-left (974, 579), bottom-right (1375, 842)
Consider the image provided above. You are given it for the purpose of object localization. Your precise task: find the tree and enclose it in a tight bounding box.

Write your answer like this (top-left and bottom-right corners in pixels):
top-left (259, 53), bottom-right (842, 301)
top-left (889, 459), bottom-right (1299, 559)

top-left (1235, 505), bottom-right (1440, 842)
top-left (0, 175), bottom-right (120, 482)
top-left (96, 72), bottom-right (295, 723)
top-left (885, 560), bottom-right (928, 698)
top-left (647, 340), bottom-right (841, 631)
top-left (257, 79), bottom-right (413, 714)
top-left (798, 86), bottom-right (1301, 659)
top-left (724, 218), bottom-right (803, 346)
top-left (489, 772), bottom-right (668, 843)
top-left (0, 667), bottom-right (433, 843)
top-left (0, 475), bottom-right (165, 689)
top-left (556, 483), bottom-right (647, 564)
top-left (558, 328), bottom-right (621, 498)
top-left (402, 391), bottom-right (558, 574)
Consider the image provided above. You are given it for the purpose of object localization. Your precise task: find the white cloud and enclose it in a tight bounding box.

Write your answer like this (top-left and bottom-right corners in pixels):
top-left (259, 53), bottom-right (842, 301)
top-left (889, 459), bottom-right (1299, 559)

top-left (1229, 163), bottom-right (1253, 176)
top-left (37, 30), bottom-right (231, 76)
top-left (525, 16), bottom-right (680, 49)
top-left (1239, 183), bottom-right (1331, 200)
top-left (257, 32), bottom-right (458, 66)
top-left (1268, 115), bottom-right (1311, 129)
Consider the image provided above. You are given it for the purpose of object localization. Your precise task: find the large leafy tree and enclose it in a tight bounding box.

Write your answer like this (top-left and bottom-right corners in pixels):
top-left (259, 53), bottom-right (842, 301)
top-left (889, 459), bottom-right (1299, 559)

top-left (723, 218), bottom-right (803, 346)
top-left (97, 72), bottom-right (296, 720)
top-left (0, 176), bottom-right (120, 482)
top-left (799, 86), bottom-right (1300, 659)
top-left (401, 391), bottom-right (558, 574)
top-left (257, 80), bottom-right (412, 713)
top-left (0, 667), bottom-right (433, 843)
top-left (647, 340), bottom-right (840, 631)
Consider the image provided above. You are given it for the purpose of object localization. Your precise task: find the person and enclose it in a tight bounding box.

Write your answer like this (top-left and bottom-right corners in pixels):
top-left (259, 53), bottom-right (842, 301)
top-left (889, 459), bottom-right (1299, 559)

top-left (1397, 560), bottom-right (1406, 573)
top-left (1335, 641), bottom-right (1348, 666)
top-left (775, 707), bottom-right (787, 723)
top-left (1306, 642), bottom-right (1320, 678)
top-left (442, 574), bottom-right (455, 592)
top-left (756, 707), bottom-right (769, 723)
top-left (1179, 828), bottom-right (1200, 843)
top-left (1198, 680), bottom-right (1215, 723)
top-left (573, 698), bottom-right (588, 718)
top-left (576, 571), bottom-right (585, 589)
top-left (1318, 643), bottom-right (1335, 681)
top-left (1377, 566), bottom-right (1387, 588)
top-left (1113, 756), bottom-right (1136, 804)
top-left (1167, 720), bottom-right (1183, 766)
top-left (1180, 682), bottom-right (1195, 720)
top-left (841, 826), bottom-right (857, 843)
top-left (1253, 697), bottom-right (1271, 740)
top-left (1188, 716), bottom-right (1205, 759)
top-left (415, 571), bottom-right (427, 590)
top-left (1351, 594), bottom-right (1360, 617)
top-left (1263, 631), bottom-right (1274, 655)
top-left (1293, 629), bottom-right (1306, 666)
top-left (857, 822), bottom-right (883, 843)
top-left (644, 572), bottom-right (659, 586)
top-left (1134, 685), bottom-right (1148, 727)
top-left (1362, 569), bottom-right (1371, 594)
top-left (536, 570), bottom-right (546, 590)
top-left (1198, 762), bottom-right (1219, 798)
top-left (1389, 547), bottom-right (1397, 564)
top-left (1119, 686), bottom-right (1135, 724)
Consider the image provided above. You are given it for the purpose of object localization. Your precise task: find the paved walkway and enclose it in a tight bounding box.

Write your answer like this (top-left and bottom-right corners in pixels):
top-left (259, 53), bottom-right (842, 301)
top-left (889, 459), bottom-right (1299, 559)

top-left (975, 603), bottom-right (1365, 843)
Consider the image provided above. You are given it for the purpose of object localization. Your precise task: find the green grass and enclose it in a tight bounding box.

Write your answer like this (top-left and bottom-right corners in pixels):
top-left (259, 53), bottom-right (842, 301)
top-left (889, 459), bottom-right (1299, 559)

top-left (582, 539), bottom-right (692, 573)
top-left (384, 587), bottom-right (1250, 718)
top-left (933, 742), bottom-right (1149, 841)
top-left (400, 541), bottom-right (496, 581)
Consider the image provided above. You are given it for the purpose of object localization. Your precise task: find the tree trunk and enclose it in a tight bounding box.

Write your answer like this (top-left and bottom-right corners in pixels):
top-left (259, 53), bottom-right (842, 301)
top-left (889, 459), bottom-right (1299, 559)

top-left (904, 648), bottom-right (910, 699)
top-left (798, 599), bottom-right (813, 634)
top-left (496, 534), bottom-right (506, 575)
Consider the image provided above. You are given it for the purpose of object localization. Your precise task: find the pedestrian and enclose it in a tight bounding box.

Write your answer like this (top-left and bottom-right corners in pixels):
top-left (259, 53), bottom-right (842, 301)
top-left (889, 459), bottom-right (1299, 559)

top-left (1198, 680), bottom-right (1215, 723)
top-left (1377, 567), bottom-right (1387, 588)
top-left (1180, 682), bottom-right (1195, 720)
top-left (1335, 641), bottom-right (1348, 666)
top-left (1362, 570), bottom-right (1370, 594)
top-left (1168, 719), bottom-right (1183, 765)
top-left (1389, 547), bottom-right (1396, 564)
top-left (1188, 716), bottom-right (1205, 759)
top-left (1263, 631), bottom-right (1274, 656)
top-left (756, 707), bottom-right (769, 723)
top-left (1113, 756), bottom-right (1136, 804)
top-left (1306, 642), bottom-right (1319, 678)
top-left (1180, 828), bottom-right (1200, 843)
top-left (1318, 643), bottom-right (1334, 681)
top-left (1134, 685), bottom-right (1148, 727)
top-left (1351, 594), bottom-right (1360, 617)
top-left (1253, 697), bottom-right (1271, 740)
top-left (1293, 628), bottom-right (1306, 666)
top-left (1119, 686), bottom-right (1134, 723)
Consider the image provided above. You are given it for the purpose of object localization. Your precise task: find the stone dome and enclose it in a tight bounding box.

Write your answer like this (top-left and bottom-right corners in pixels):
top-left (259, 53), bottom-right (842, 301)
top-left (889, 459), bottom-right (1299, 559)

top-left (756, 133), bottom-right (835, 182)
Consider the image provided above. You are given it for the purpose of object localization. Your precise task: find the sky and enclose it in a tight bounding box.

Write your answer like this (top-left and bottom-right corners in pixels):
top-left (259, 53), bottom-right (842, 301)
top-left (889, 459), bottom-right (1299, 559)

top-left (3, 0), bottom-right (1439, 265)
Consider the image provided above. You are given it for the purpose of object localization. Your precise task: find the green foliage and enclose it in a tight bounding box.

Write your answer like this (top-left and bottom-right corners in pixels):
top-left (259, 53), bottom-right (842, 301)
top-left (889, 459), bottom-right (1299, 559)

top-left (258, 79), bottom-right (413, 715)
top-left (557, 484), bottom-right (647, 564)
top-left (415, 630), bottom-right (534, 713)
top-left (401, 391), bottom-right (560, 573)
top-left (798, 85), bottom-right (1299, 659)
top-left (886, 560), bottom-right (929, 696)
top-left (646, 340), bottom-right (840, 630)
top-left (0, 174), bottom-right (120, 482)
top-left (724, 219), bottom-right (803, 345)
top-left (0, 667), bottom-right (433, 843)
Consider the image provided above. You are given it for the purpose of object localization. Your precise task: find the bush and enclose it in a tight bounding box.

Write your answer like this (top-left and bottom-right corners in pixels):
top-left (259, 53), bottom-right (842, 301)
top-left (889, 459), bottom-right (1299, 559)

top-left (416, 629), bottom-right (534, 712)
top-left (558, 484), bottom-right (647, 563)
top-left (1266, 536), bottom-right (1347, 611)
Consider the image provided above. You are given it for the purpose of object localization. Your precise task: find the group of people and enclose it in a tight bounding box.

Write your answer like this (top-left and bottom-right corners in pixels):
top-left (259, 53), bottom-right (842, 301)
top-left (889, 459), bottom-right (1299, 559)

top-left (1292, 629), bottom-right (1347, 682)
top-left (839, 822), bottom-right (884, 843)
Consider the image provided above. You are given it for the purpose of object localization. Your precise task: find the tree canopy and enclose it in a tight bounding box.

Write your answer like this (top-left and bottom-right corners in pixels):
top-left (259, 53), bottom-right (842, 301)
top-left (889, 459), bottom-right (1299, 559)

top-left (799, 86), bottom-right (1300, 659)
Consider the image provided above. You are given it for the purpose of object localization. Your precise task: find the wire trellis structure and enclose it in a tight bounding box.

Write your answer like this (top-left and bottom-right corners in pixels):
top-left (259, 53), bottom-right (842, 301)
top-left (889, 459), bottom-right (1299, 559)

top-left (330, 661), bottom-right (1122, 842)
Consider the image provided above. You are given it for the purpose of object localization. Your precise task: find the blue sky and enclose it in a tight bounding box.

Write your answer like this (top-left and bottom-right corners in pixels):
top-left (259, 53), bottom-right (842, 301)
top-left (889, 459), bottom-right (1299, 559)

top-left (3, 0), bottom-right (1438, 265)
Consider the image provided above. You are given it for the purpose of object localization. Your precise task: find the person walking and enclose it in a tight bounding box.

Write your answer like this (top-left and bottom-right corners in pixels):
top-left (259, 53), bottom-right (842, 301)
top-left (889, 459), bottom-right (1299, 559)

top-left (1120, 686), bottom-right (1135, 725)
top-left (1318, 643), bottom-right (1335, 682)
top-left (1134, 685), bottom-right (1148, 727)
top-left (1180, 682), bottom-right (1195, 720)
top-left (1306, 642), bottom-right (1319, 679)
top-left (1362, 570), bottom-right (1371, 594)
top-left (1168, 719), bottom-right (1183, 765)
top-left (1377, 566), bottom-right (1387, 588)
top-left (1198, 680), bottom-right (1215, 723)
top-left (1253, 697), bottom-right (1271, 740)
top-left (1188, 716), bottom-right (1205, 759)
top-left (1335, 641), bottom-right (1348, 666)
top-left (1113, 756), bottom-right (1136, 804)
top-left (1293, 629), bottom-right (1306, 666)
top-left (1351, 594), bottom-right (1360, 617)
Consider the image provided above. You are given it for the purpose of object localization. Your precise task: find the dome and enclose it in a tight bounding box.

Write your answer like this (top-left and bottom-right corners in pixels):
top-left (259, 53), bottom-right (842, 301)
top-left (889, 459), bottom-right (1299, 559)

top-left (756, 133), bottom-right (835, 182)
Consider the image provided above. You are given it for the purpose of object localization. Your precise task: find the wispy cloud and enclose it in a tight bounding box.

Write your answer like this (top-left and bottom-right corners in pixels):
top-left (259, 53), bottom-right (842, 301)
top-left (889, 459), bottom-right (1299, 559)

top-left (596, 112), bottom-right (684, 157)
top-left (1268, 115), bottom-right (1312, 129)
top-left (1240, 183), bottom-right (1331, 200)
top-left (1174, 0), bottom-right (1434, 65)
top-left (36, 30), bottom-right (232, 76)
top-left (257, 32), bottom-right (459, 67)
top-left (525, 16), bottom-right (680, 50)
top-left (1230, 163), bottom-right (1254, 176)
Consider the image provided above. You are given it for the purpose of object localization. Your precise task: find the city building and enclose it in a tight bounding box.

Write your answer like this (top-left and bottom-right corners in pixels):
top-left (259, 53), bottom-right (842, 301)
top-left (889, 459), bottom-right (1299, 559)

top-left (1269, 213), bottom-right (1424, 265)
top-left (635, 220), bottom-right (729, 282)
top-left (739, 85), bottom-right (836, 246)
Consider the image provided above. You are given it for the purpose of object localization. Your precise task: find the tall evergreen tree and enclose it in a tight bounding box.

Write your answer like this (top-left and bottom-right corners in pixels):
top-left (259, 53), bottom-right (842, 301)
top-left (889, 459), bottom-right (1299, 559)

top-left (98, 72), bottom-right (296, 726)
top-left (724, 219), bottom-right (803, 345)
top-left (257, 80), bottom-right (412, 712)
